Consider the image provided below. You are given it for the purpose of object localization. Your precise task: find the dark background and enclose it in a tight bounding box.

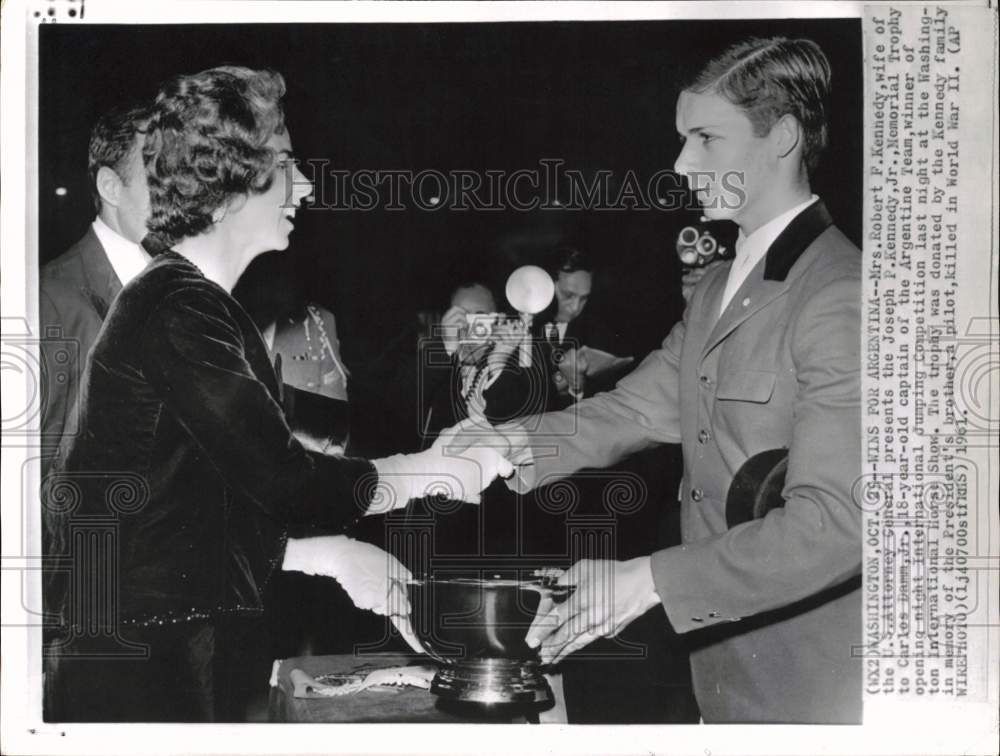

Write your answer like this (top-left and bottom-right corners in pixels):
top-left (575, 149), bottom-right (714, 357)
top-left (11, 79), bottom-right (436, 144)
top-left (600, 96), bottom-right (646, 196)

top-left (40, 19), bottom-right (862, 455)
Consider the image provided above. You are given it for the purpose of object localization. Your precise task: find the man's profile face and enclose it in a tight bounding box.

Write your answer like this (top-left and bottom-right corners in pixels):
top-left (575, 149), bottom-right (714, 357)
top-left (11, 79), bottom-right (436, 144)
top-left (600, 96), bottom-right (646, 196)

top-left (673, 89), bottom-right (776, 231)
top-left (114, 135), bottom-right (151, 243)
top-left (554, 270), bottom-right (592, 324)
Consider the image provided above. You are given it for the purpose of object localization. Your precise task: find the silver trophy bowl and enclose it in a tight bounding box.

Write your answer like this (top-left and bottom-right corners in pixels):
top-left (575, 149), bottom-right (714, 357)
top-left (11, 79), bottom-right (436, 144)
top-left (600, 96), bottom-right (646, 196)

top-left (406, 576), bottom-right (573, 705)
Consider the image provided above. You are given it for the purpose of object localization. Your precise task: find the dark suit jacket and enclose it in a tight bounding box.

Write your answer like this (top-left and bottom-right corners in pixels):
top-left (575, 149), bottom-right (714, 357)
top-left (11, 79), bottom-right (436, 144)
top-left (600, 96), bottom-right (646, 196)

top-left (513, 201), bottom-right (862, 723)
top-left (536, 312), bottom-right (631, 400)
top-left (39, 228), bottom-right (122, 475)
top-left (539, 309), bottom-right (620, 353)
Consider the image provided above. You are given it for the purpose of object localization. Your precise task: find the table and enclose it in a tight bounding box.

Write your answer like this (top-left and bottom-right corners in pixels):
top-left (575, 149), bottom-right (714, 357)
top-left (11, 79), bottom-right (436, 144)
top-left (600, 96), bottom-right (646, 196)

top-left (268, 654), bottom-right (564, 723)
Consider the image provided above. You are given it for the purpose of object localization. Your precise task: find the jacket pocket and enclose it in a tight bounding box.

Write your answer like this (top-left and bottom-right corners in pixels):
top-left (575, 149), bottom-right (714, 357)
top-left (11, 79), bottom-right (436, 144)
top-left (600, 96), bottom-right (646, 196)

top-left (715, 370), bottom-right (776, 403)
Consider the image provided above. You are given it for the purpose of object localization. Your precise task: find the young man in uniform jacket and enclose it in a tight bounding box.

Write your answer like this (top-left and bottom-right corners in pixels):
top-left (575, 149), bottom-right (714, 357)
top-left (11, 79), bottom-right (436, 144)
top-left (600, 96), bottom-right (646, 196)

top-left (505, 38), bottom-right (863, 723)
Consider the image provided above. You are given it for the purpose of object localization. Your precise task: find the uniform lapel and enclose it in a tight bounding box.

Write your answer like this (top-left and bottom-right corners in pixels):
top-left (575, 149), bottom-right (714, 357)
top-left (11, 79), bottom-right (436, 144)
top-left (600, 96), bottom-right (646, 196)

top-left (700, 200), bottom-right (833, 359)
top-left (763, 200), bottom-right (833, 282)
top-left (701, 260), bottom-right (791, 358)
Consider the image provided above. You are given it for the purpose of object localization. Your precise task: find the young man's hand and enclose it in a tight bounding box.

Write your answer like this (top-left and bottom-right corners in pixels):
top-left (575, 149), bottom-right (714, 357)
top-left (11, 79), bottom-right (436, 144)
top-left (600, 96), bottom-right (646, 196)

top-left (525, 557), bottom-right (660, 666)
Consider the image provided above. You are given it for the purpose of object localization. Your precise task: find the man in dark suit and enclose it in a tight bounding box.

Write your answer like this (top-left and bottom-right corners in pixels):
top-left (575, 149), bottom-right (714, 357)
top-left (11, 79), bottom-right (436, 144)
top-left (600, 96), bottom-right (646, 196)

top-left (499, 38), bottom-right (862, 723)
top-left (536, 246), bottom-right (627, 404)
top-left (39, 105), bottom-right (151, 473)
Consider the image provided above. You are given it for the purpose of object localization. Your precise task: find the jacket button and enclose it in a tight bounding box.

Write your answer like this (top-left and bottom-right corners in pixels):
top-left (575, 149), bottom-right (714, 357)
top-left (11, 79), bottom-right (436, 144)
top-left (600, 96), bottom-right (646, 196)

top-left (698, 429), bottom-right (711, 444)
top-left (699, 375), bottom-right (712, 387)
top-left (691, 488), bottom-right (704, 502)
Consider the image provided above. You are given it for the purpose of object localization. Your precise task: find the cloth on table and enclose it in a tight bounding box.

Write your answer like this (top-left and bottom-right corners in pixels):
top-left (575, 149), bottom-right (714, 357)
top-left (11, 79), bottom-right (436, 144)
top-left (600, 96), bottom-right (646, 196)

top-left (268, 654), bottom-right (533, 723)
top-left (289, 664), bottom-right (435, 698)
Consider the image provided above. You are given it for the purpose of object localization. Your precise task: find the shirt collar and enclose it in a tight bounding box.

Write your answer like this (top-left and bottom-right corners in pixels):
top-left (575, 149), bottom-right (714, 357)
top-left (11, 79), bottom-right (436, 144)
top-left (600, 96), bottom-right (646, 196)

top-left (91, 216), bottom-right (150, 287)
top-left (734, 195), bottom-right (819, 273)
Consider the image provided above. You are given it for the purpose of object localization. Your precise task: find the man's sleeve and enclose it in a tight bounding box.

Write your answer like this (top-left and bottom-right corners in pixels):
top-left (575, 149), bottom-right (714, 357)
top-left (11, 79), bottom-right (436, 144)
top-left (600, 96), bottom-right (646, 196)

top-left (511, 315), bottom-right (686, 492)
top-left (650, 273), bottom-right (862, 634)
top-left (141, 288), bottom-right (376, 530)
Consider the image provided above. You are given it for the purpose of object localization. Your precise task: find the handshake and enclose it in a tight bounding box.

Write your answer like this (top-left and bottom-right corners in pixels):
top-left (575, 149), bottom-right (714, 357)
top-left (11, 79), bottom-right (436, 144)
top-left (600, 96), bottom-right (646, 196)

top-left (369, 418), bottom-right (533, 511)
top-left (285, 419), bottom-right (537, 654)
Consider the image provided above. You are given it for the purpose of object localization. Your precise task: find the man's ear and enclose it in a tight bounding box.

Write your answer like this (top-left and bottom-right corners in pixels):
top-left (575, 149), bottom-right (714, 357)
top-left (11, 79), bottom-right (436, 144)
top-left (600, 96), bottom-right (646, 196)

top-left (771, 114), bottom-right (803, 161)
top-left (95, 166), bottom-right (123, 208)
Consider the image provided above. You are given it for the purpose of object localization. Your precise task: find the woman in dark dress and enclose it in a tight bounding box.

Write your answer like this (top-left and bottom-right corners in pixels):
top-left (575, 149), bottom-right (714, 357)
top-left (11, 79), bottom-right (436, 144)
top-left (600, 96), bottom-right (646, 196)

top-left (42, 66), bottom-right (507, 722)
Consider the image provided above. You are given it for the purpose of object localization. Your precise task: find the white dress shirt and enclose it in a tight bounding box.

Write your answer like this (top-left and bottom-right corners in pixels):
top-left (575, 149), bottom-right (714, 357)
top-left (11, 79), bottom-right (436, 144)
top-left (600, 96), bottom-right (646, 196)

top-left (719, 195), bottom-right (819, 316)
top-left (91, 216), bottom-right (150, 288)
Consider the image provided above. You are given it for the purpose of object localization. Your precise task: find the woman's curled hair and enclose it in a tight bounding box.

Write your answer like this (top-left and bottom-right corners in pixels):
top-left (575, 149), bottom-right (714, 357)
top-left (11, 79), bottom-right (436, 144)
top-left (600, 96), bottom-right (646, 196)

top-left (144, 66), bottom-right (287, 243)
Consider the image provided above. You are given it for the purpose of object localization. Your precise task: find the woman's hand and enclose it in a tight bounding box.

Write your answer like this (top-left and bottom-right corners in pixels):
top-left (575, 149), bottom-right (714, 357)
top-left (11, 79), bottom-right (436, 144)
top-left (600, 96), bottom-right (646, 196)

top-left (282, 536), bottom-right (426, 654)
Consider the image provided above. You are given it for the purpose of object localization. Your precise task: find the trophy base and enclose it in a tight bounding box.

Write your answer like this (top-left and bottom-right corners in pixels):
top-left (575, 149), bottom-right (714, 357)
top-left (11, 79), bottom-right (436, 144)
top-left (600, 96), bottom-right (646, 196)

top-left (431, 659), bottom-right (552, 704)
